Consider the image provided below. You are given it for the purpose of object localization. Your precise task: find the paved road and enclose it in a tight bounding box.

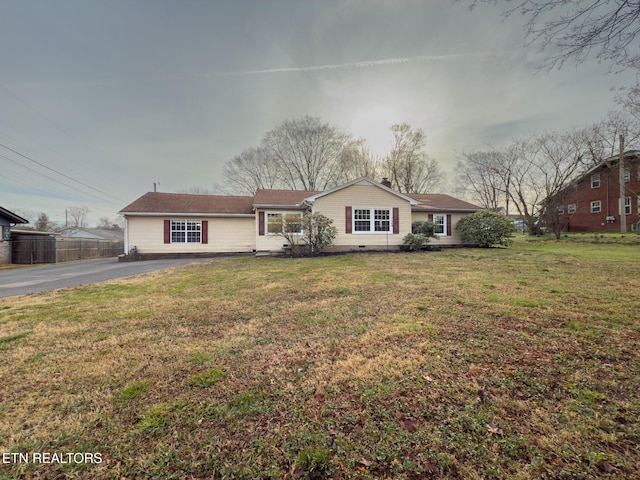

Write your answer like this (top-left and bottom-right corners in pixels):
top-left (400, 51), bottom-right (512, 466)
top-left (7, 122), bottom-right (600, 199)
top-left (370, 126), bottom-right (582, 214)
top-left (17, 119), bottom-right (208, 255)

top-left (0, 257), bottom-right (224, 299)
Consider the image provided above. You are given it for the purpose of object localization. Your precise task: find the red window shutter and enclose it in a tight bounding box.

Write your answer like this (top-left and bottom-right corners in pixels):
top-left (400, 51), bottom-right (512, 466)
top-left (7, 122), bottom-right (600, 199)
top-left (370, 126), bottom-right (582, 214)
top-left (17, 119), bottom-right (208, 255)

top-left (164, 220), bottom-right (171, 244)
top-left (446, 214), bottom-right (452, 236)
top-left (428, 214), bottom-right (433, 222)
top-left (258, 211), bottom-right (265, 236)
top-left (201, 220), bottom-right (208, 244)
top-left (393, 207), bottom-right (399, 234)
top-left (345, 206), bottom-right (352, 234)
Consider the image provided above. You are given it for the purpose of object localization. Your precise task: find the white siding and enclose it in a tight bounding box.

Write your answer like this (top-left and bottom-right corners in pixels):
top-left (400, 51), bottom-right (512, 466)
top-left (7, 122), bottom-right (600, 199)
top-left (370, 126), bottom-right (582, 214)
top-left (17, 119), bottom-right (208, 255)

top-left (313, 183), bottom-right (412, 248)
top-left (127, 216), bottom-right (255, 253)
top-left (255, 209), bottom-right (305, 251)
top-left (412, 211), bottom-right (470, 245)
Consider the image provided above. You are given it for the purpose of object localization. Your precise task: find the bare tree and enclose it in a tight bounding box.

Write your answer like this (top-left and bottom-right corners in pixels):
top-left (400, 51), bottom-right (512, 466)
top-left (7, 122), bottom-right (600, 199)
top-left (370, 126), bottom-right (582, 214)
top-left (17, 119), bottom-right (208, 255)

top-left (222, 146), bottom-right (283, 195)
top-left (383, 123), bottom-right (443, 193)
top-left (11, 208), bottom-right (36, 226)
top-left (262, 116), bottom-right (352, 191)
top-left (67, 206), bottom-right (90, 228)
top-left (534, 131), bottom-right (588, 239)
top-left (468, 1), bottom-right (640, 113)
top-left (578, 112), bottom-right (640, 165)
top-left (455, 150), bottom-right (507, 211)
top-left (333, 138), bottom-right (382, 185)
top-left (469, 0), bottom-right (640, 70)
top-left (498, 139), bottom-right (544, 235)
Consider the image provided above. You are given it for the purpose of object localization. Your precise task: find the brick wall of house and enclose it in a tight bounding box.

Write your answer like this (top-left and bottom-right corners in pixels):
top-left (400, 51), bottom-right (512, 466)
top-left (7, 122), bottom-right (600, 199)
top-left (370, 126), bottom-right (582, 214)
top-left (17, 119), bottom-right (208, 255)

top-left (555, 155), bottom-right (640, 232)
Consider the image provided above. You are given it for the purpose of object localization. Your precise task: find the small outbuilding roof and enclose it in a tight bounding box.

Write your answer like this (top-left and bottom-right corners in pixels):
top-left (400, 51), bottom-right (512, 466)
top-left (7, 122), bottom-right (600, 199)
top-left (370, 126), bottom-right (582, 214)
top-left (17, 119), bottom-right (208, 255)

top-left (0, 206), bottom-right (29, 224)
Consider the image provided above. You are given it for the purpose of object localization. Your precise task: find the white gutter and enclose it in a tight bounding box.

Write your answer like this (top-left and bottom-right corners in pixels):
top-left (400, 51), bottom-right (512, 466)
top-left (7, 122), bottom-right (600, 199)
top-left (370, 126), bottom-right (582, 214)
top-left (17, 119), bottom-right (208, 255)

top-left (119, 212), bottom-right (254, 218)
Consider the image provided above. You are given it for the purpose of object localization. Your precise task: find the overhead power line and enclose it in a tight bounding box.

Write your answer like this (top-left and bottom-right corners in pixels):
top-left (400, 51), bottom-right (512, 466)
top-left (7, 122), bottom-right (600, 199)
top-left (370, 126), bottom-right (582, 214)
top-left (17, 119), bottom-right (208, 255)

top-left (0, 142), bottom-right (124, 204)
top-left (0, 152), bottom-right (122, 206)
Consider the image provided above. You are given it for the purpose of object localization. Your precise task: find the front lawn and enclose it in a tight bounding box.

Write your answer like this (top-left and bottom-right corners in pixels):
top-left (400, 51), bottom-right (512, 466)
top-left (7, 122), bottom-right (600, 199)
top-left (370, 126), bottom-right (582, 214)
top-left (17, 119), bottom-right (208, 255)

top-left (1, 242), bottom-right (638, 479)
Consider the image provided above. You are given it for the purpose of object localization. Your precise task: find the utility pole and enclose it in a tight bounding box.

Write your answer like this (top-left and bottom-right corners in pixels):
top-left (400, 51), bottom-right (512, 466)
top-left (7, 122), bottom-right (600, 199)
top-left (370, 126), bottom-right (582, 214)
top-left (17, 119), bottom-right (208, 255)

top-left (619, 135), bottom-right (627, 234)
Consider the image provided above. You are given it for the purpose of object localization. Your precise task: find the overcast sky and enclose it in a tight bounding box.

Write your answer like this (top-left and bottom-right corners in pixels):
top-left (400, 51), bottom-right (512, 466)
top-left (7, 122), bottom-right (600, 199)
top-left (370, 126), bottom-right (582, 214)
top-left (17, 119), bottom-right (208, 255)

top-left (1, 0), bottom-right (637, 225)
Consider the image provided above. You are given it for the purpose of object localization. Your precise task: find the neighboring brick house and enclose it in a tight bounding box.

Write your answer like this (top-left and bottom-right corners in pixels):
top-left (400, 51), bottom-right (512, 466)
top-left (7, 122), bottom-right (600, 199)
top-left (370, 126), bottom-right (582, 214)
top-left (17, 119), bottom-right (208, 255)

top-left (551, 151), bottom-right (640, 233)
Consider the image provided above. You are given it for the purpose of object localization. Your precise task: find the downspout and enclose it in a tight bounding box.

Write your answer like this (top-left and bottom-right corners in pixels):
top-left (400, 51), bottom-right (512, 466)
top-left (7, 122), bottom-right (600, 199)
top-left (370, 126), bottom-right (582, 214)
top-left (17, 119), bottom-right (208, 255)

top-left (124, 216), bottom-right (129, 254)
top-left (606, 173), bottom-right (610, 222)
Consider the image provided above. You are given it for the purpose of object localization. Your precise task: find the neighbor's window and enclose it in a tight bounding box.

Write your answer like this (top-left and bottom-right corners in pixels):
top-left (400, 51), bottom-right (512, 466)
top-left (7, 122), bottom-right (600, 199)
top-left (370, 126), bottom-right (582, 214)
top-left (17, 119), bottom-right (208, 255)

top-left (590, 200), bottom-right (601, 213)
top-left (267, 213), bottom-right (302, 234)
top-left (591, 173), bottom-right (600, 188)
top-left (624, 168), bottom-right (630, 183)
top-left (625, 196), bottom-right (632, 215)
top-left (353, 208), bottom-right (392, 233)
top-left (171, 220), bottom-right (201, 243)
top-left (557, 205), bottom-right (565, 215)
top-left (434, 214), bottom-right (446, 235)
top-left (568, 204), bottom-right (576, 214)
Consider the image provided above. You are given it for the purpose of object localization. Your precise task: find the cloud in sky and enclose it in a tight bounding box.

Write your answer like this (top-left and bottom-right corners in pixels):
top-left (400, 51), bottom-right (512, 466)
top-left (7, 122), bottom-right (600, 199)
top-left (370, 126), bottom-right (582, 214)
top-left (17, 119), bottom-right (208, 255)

top-left (0, 0), bottom-right (636, 224)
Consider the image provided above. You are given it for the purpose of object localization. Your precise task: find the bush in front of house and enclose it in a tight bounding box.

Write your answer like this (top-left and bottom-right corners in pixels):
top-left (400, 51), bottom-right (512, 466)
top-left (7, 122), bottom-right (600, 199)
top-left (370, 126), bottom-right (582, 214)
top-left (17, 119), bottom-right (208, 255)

top-left (402, 220), bottom-right (437, 251)
top-left (302, 212), bottom-right (338, 256)
top-left (456, 211), bottom-right (514, 248)
top-left (412, 220), bottom-right (436, 238)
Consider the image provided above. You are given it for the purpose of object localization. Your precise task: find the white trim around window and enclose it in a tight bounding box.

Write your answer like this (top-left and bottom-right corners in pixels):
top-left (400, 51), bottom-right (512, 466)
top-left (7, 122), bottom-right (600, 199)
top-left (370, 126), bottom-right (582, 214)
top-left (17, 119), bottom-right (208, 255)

top-left (352, 207), bottom-right (392, 234)
top-left (171, 219), bottom-right (202, 243)
top-left (590, 200), bottom-right (601, 213)
top-left (591, 173), bottom-right (601, 189)
top-left (433, 214), bottom-right (447, 236)
top-left (266, 212), bottom-right (303, 235)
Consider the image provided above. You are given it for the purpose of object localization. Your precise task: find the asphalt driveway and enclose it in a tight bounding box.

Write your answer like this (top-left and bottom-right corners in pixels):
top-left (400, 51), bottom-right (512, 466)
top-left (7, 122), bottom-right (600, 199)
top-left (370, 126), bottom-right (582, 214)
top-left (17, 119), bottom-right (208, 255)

top-left (0, 257), bottom-right (226, 299)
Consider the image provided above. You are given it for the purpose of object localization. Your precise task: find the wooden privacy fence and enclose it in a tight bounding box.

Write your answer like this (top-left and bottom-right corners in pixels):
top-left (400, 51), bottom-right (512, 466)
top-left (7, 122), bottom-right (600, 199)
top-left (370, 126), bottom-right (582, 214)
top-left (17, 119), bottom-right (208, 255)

top-left (56, 239), bottom-right (124, 263)
top-left (11, 236), bottom-right (124, 264)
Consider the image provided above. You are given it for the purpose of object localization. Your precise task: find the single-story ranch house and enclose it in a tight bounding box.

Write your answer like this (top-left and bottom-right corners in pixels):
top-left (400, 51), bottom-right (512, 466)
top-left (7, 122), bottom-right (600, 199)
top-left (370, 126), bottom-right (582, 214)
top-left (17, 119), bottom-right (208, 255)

top-left (119, 177), bottom-right (481, 256)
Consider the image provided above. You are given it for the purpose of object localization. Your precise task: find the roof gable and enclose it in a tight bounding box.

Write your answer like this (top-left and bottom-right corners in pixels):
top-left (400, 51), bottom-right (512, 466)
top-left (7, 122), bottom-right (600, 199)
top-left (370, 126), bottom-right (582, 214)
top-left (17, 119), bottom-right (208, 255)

top-left (304, 177), bottom-right (418, 205)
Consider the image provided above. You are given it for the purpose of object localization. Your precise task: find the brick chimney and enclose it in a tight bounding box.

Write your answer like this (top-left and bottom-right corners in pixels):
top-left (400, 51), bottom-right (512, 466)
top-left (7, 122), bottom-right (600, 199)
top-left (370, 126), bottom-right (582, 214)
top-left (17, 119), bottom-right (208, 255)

top-left (381, 177), bottom-right (391, 188)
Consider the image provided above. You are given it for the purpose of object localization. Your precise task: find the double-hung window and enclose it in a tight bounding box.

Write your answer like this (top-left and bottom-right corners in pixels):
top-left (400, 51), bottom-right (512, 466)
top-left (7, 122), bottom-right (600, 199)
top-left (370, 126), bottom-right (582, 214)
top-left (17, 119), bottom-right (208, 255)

top-left (590, 200), bottom-right (601, 213)
top-left (624, 196), bottom-right (632, 215)
top-left (433, 214), bottom-right (446, 235)
top-left (591, 173), bottom-right (600, 189)
top-left (568, 204), bottom-right (576, 214)
top-left (171, 220), bottom-right (202, 243)
top-left (353, 208), bottom-right (392, 233)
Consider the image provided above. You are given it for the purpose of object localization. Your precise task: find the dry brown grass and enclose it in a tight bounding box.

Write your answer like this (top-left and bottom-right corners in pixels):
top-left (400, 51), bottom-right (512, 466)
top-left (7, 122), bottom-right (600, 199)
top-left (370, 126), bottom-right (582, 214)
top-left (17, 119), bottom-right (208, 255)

top-left (1, 242), bottom-right (639, 479)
